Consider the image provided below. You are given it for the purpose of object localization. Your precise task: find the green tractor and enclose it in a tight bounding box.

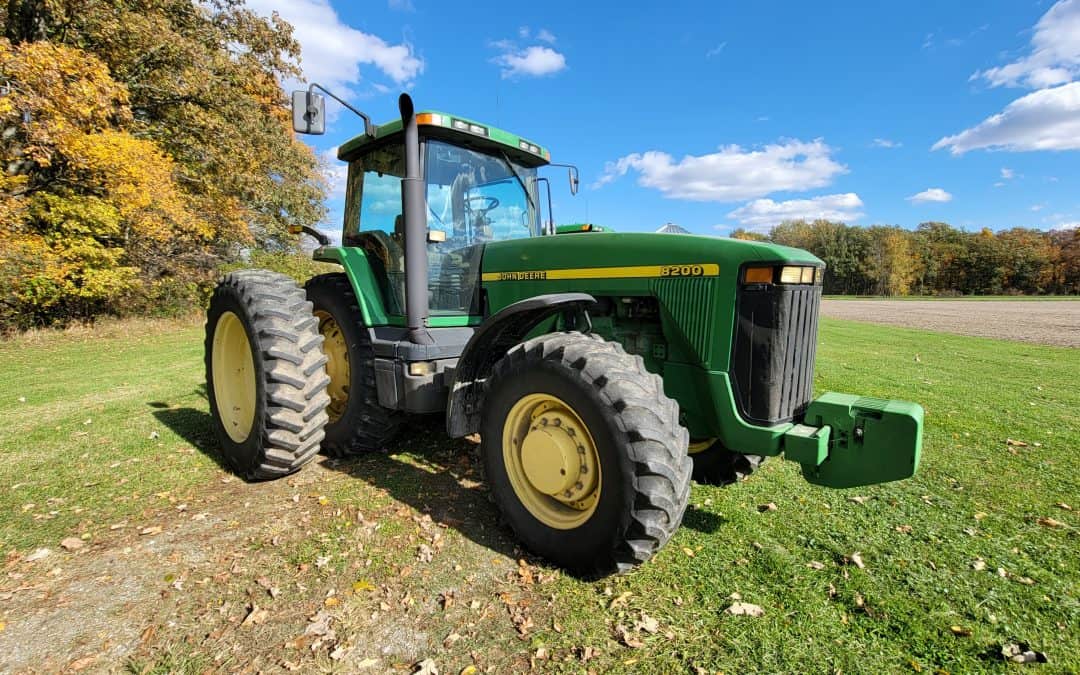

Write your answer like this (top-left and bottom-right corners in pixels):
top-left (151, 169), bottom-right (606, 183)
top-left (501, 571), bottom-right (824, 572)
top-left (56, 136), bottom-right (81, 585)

top-left (205, 88), bottom-right (924, 576)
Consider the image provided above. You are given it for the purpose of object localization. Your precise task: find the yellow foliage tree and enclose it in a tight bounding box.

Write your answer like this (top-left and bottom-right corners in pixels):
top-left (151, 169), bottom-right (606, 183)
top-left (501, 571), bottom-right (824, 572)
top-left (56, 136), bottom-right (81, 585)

top-left (0, 39), bottom-right (213, 327)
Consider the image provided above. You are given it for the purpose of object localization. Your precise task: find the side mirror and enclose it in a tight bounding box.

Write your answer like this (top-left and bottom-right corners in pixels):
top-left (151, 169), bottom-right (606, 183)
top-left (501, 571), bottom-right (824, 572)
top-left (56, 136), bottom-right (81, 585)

top-left (568, 166), bottom-right (579, 195)
top-left (291, 90), bottom-right (325, 135)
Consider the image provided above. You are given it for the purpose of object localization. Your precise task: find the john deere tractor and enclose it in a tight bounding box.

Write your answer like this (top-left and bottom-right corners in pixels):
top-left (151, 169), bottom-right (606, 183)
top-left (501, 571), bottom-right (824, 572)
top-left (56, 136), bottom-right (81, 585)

top-left (205, 89), bottom-right (923, 575)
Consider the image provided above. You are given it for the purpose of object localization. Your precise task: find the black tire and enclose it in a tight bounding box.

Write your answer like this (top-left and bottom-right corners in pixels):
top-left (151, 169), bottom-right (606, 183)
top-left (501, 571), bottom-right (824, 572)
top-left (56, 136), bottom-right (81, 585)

top-left (480, 332), bottom-right (692, 576)
top-left (304, 273), bottom-right (401, 456)
top-left (205, 270), bottom-right (330, 480)
top-left (690, 441), bottom-right (765, 487)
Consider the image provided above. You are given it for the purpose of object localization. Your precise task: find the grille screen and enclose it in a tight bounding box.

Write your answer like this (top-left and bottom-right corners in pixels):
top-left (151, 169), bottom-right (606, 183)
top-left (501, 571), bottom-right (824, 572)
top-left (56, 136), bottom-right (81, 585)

top-left (730, 283), bottom-right (822, 425)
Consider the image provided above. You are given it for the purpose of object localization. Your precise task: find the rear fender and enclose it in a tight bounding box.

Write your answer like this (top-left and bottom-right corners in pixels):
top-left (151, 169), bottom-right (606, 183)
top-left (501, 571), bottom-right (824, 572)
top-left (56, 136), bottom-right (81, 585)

top-left (446, 293), bottom-right (595, 438)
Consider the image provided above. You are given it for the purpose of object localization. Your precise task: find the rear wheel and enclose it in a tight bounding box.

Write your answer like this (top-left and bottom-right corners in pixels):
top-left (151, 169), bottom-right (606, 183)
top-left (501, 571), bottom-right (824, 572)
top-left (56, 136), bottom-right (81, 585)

top-left (481, 332), bottom-right (692, 576)
top-left (205, 270), bottom-right (330, 480)
top-left (689, 439), bottom-right (765, 486)
top-left (305, 273), bottom-right (401, 456)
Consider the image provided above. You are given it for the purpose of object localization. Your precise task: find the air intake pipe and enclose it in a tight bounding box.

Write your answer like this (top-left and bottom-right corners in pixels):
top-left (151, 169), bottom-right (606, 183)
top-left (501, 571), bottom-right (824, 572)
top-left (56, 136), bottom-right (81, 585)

top-left (399, 94), bottom-right (434, 345)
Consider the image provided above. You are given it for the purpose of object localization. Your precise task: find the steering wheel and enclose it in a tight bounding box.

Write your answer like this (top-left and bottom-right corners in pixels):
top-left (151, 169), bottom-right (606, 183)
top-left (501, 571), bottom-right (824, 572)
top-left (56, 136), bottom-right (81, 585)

top-left (465, 195), bottom-right (499, 216)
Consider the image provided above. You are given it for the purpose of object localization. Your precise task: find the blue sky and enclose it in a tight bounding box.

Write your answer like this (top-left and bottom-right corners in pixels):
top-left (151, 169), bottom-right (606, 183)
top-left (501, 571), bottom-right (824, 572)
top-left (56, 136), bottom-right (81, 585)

top-left (246, 0), bottom-right (1080, 236)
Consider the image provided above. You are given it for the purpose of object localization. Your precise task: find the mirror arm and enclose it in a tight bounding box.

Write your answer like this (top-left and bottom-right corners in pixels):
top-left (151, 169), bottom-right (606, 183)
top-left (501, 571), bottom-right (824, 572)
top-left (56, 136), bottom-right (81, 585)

top-left (546, 162), bottom-right (580, 195)
top-left (308, 83), bottom-right (375, 137)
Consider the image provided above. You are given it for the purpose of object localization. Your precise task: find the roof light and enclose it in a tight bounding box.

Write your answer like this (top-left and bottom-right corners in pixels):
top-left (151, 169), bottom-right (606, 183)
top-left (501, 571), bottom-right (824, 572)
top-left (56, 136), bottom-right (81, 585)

top-left (468, 123), bottom-right (488, 136)
top-left (451, 119), bottom-right (468, 131)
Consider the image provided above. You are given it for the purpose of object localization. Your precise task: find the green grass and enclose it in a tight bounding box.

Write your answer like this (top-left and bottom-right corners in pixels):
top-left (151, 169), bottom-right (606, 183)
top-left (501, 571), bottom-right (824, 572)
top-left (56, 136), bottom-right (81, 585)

top-left (824, 294), bottom-right (1079, 301)
top-left (1, 318), bottom-right (1077, 673)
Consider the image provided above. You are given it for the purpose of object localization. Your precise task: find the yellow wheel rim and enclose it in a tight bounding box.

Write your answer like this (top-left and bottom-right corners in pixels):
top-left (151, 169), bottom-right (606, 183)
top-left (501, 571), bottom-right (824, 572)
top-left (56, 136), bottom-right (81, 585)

top-left (211, 311), bottom-right (257, 443)
top-left (502, 393), bottom-right (601, 529)
top-left (315, 310), bottom-right (350, 423)
top-left (688, 438), bottom-right (717, 455)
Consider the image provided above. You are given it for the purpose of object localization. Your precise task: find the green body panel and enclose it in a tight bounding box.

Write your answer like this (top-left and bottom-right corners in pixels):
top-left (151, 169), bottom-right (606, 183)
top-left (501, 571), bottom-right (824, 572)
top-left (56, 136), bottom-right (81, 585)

top-left (794, 392), bottom-right (924, 488)
top-left (480, 232), bottom-right (822, 443)
top-left (312, 246), bottom-right (390, 325)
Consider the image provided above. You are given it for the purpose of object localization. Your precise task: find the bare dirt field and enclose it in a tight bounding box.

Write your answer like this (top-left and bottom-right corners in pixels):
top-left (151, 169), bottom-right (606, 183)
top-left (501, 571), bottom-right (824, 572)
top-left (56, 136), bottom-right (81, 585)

top-left (821, 299), bottom-right (1080, 347)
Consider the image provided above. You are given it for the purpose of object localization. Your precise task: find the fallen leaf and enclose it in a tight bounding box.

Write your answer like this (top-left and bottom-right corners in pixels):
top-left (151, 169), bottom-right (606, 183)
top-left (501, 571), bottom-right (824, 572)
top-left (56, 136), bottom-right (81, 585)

top-left (329, 646), bottom-right (350, 660)
top-left (442, 632), bottom-right (462, 649)
top-left (681, 547), bottom-right (695, 557)
top-left (413, 658), bottom-right (438, 675)
top-left (315, 555), bottom-right (331, 568)
top-left (1055, 502), bottom-right (1072, 511)
top-left (324, 596), bottom-right (340, 608)
top-left (1005, 438), bottom-right (1028, 447)
top-left (148, 431), bottom-right (159, 440)
top-left (806, 561), bottom-right (826, 570)
top-left (352, 579), bottom-right (375, 593)
top-left (950, 625), bottom-right (972, 637)
top-left (635, 612), bottom-right (660, 634)
top-left (848, 552), bottom-right (866, 569)
top-left (609, 591), bottom-right (633, 608)
top-left (847, 496), bottom-right (871, 505)
top-left (725, 602), bottom-right (765, 617)
top-left (614, 623), bottom-right (644, 648)
top-left (67, 655), bottom-right (97, 671)
top-left (1014, 576), bottom-right (1036, 586)
top-left (895, 524), bottom-right (913, 534)
top-left (139, 526), bottom-right (163, 536)
top-left (24, 548), bottom-right (50, 562)
top-left (459, 667), bottom-right (478, 675)
top-left (356, 658), bottom-right (379, 669)
top-left (974, 512), bottom-right (987, 520)
top-left (758, 502), bottom-right (778, 512)
top-left (241, 604), bottom-right (268, 626)
top-left (60, 538), bottom-right (84, 552)
top-left (972, 558), bottom-right (987, 571)
top-left (1036, 516), bottom-right (1064, 528)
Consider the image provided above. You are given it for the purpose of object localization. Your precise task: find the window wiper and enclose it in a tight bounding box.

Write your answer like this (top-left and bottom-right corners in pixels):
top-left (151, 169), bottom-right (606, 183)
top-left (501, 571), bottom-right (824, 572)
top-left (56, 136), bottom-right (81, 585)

top-left (498, 150), bottom-right (536, 213)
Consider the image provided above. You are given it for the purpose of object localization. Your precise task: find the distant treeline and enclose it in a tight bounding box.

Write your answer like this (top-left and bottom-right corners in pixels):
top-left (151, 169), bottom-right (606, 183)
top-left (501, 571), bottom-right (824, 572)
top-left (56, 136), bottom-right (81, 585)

top-left (732, 221), bottom-right (1080, 296)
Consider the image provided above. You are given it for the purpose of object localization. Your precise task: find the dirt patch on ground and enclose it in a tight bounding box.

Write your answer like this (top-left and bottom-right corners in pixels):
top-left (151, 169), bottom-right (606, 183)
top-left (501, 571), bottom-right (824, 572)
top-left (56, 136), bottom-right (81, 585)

top-left (0, 426), bottom-right (549, 673)
top-left (820, 299), bottom-right (1080, 347)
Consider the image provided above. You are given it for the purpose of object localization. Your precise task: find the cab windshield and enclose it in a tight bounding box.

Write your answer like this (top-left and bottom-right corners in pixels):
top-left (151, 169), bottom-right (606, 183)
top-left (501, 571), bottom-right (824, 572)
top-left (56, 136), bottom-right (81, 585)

top-left (424, 139), bottom-right (539, 315)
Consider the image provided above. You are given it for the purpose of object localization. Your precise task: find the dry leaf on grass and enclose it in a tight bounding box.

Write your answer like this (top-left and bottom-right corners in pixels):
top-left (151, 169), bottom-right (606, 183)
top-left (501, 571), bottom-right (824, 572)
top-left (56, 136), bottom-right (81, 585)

top-left (806, 561), bottom-right (826, 570)
top-left (634, 613), bottom-right (660, 634)
top-left (413, 658), bottom-right (438, 675)
top-left (950, 625), bottom-right (972, 637)
top-left (847, 496), bottom-right (871, 505)
top-left (24, 548), bottom-right (50, 562)
top-left (1005, 438), bottom-right (1028, 447)
top-left (971, 558), bottom-right (987, 571)
top-left (895, 524), bottom-right (913, 534)
top-left (1036, 516), bottom-right (1064, 528)
top-left (758, 502), bottom-right (778, 512)
top-left (725, 602), bottom-right (765, 617)
top-left (241, 603), bottom-right (268, 626)
top-left (139, 526), bottom-right (162, 536)
top-left (847, 552), bottom-right (866, 569)
top-left (60, 537), bottom-right (83, 551)
top-left (614, 623), bottom-right (644, 648)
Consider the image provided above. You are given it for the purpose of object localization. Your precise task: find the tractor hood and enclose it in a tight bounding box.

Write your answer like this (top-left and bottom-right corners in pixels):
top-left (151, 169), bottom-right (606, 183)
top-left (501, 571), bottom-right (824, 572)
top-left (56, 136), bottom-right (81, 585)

top-left (481, 232), bottom-right (823, 277)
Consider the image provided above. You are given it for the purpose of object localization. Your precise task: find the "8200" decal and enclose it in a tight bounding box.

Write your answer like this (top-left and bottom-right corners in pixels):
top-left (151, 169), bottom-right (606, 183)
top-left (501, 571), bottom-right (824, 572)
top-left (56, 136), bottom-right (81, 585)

top-left (660, 264), bottom-right (706, 277)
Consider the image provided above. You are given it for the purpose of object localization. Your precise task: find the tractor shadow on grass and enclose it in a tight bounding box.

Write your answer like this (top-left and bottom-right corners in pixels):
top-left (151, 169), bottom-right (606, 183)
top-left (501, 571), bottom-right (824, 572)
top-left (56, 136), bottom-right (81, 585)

top-left (149, 391), bottom-right (722, 566)
top-left (148, 386), bottom-right (235, 474)
top-left (321, 416), bottom-right (525, 561)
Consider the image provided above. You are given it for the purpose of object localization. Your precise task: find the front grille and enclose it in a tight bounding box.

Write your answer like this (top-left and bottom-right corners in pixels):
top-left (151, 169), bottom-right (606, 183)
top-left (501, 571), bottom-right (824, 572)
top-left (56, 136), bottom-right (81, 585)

top-left (730, 282), bottom-right (822, 425)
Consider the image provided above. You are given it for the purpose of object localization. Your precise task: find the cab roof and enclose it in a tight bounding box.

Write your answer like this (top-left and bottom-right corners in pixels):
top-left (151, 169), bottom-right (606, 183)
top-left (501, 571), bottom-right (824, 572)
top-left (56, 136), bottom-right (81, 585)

top-left (336, 110), bottom-right (550, 168)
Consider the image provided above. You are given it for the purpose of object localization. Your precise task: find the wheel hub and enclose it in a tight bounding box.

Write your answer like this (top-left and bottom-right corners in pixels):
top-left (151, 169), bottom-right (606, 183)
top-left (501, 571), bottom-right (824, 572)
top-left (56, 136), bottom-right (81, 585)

top-left (502, 394), bottom-right (601, 529)
top-left (211, 311), bottom-right (256, 443)
top-left (315, 310), bottom-right (350, 422)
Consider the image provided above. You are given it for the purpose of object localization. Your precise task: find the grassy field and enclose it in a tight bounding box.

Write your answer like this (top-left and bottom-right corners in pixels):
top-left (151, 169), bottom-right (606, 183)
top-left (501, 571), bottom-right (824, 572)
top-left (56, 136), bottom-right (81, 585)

top-left (0, 317), bottom-right (1077, 672)
top-left (824, 294), bottom-right (1079, 301)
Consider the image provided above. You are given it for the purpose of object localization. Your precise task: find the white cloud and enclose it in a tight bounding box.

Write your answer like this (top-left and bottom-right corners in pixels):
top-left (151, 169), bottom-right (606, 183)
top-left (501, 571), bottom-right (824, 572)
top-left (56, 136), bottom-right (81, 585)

top-left (706, 42), bottom-right (727, 58)
top-left (871, 138), bottom-right (901, 148)
top-left (1031, 203), bottom-right (1046, 212)
top-left (727, 193), bottom-right (864, 229)
top-left (975, 0), bottom-right (1080, 88)
top-left (322, 148), bottom-right (347, 200)
top-left (493, 44), bottom-right (567, 78)
top-left (1000, 167), bottom-right (1015, 179)
top-left (1051, 221), bottom-right (1079, 230)
top-left (932, 81), bottom-right (1080, 154)
top-left (536, 29), bottom-right (557, 44)
top-left (245, 0), bottom-right (423, 91)
top-left (593, 139), bottom-right (847, 202)
top-left (387, 0), bottom-right (414, 11)
top-left (908, 188), bottom-right (953, 204)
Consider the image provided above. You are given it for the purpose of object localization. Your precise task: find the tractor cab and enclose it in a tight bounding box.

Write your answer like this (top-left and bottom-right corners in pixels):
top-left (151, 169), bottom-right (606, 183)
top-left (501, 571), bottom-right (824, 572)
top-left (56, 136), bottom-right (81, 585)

top-left (338, 120), bottom-right (546, 319)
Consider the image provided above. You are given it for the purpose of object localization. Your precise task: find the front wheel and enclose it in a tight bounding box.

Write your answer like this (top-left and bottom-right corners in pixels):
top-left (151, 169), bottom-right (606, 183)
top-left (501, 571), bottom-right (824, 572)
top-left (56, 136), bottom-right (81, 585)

top-left (480, 332), bottom-right (692, 576)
